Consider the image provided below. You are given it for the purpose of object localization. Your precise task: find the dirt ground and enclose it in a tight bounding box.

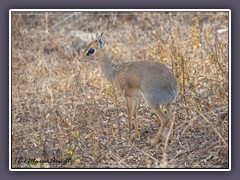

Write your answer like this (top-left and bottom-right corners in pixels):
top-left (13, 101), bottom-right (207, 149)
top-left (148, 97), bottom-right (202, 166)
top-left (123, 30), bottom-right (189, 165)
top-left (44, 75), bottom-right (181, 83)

top-left (11, 11), bottom-right (229, 169)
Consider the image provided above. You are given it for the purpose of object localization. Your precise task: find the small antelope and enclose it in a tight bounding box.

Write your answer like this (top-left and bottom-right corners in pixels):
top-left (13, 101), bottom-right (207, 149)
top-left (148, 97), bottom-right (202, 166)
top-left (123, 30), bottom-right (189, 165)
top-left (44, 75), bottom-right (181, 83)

top-left (80, 33), bottom-right (177, 146)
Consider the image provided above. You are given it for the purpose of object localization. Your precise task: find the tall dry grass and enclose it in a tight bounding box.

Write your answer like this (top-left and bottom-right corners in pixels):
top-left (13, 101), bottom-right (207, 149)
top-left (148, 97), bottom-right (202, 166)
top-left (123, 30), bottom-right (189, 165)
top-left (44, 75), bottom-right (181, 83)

top-left (11, 11), bottom-right (229, 168)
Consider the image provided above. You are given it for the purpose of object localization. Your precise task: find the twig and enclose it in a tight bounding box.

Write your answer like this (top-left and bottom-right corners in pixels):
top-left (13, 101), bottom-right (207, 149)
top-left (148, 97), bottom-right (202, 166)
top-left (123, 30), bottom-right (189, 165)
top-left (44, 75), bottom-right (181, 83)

top-left (79, 146), bottom-right (95, 162)
top-left (45, 12), bottom-right (48, 32)
top-left (194, 107), bottom-right (228, 148)
top-left (135, 147), bottom-right (160, 163)
top-left (168, 13), bottom-right (177, 70)
top-left (180, 105), bottom-right (228, 136)
top-left (173, 140), bottom-right (219, 159)
top-left (52, 12), bottom-right (78, 30)
top-left (108, 151), bottom-right (131, 168)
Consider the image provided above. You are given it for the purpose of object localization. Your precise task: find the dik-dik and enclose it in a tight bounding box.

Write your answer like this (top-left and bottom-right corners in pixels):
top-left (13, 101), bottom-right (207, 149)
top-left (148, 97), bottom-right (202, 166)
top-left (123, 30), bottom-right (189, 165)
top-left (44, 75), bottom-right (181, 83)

top-left (80, 33), bottom-right (177, 146)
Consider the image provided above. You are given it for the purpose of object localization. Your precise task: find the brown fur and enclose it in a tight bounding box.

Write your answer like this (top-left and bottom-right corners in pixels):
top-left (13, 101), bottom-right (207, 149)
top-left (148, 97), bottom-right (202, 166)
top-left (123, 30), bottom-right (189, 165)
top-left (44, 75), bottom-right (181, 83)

top-left (81, 34), bottom-right (177, 146)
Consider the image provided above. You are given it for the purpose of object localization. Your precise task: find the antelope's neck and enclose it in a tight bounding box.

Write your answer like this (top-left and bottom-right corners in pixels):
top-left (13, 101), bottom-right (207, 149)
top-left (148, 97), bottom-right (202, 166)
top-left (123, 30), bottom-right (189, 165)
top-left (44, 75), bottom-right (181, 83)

top-left (100, 52), bottom-right (116, 84)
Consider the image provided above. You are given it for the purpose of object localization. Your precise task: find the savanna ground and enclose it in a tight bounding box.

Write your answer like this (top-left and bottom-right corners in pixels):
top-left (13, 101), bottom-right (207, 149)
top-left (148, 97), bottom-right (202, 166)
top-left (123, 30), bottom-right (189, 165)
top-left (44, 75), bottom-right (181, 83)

top-left (11, 11), bottom-right (229, 169)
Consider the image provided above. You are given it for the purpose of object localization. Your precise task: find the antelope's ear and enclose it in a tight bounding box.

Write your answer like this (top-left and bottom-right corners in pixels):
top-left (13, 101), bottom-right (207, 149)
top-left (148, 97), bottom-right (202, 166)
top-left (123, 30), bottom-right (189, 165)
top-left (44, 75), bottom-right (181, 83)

top-left (97, 32), bottom-right (104, 49)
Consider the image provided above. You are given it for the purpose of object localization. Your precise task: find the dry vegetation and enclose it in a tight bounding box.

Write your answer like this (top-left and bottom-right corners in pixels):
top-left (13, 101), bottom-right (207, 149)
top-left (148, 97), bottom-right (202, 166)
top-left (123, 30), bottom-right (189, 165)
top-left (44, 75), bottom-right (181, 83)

top-left (11, 11), bottom-right (229, 169)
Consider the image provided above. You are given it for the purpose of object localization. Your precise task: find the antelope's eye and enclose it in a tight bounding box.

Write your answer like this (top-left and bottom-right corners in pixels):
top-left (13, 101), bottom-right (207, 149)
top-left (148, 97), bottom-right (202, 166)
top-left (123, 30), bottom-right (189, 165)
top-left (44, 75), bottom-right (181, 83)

top-left (86, 48), bottom-right (95, 56)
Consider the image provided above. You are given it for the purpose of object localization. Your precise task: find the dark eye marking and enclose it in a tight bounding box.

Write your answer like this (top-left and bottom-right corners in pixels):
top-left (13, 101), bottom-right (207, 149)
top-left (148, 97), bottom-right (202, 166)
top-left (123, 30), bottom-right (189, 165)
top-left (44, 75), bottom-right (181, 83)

top-left (86, 48), bottom-right (95, 56)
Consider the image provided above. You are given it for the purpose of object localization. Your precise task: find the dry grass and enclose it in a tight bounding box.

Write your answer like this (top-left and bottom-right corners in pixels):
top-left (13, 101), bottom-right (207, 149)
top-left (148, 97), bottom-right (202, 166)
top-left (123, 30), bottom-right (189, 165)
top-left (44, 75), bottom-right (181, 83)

top-left (11, 11), bottom-right (229, 169)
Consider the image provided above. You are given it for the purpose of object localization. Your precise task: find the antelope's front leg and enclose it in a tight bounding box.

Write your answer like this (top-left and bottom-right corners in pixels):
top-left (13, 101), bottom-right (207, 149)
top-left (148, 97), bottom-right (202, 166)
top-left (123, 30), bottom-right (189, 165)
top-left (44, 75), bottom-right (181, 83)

top-left (126, 96), bottom-right (134, 143)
